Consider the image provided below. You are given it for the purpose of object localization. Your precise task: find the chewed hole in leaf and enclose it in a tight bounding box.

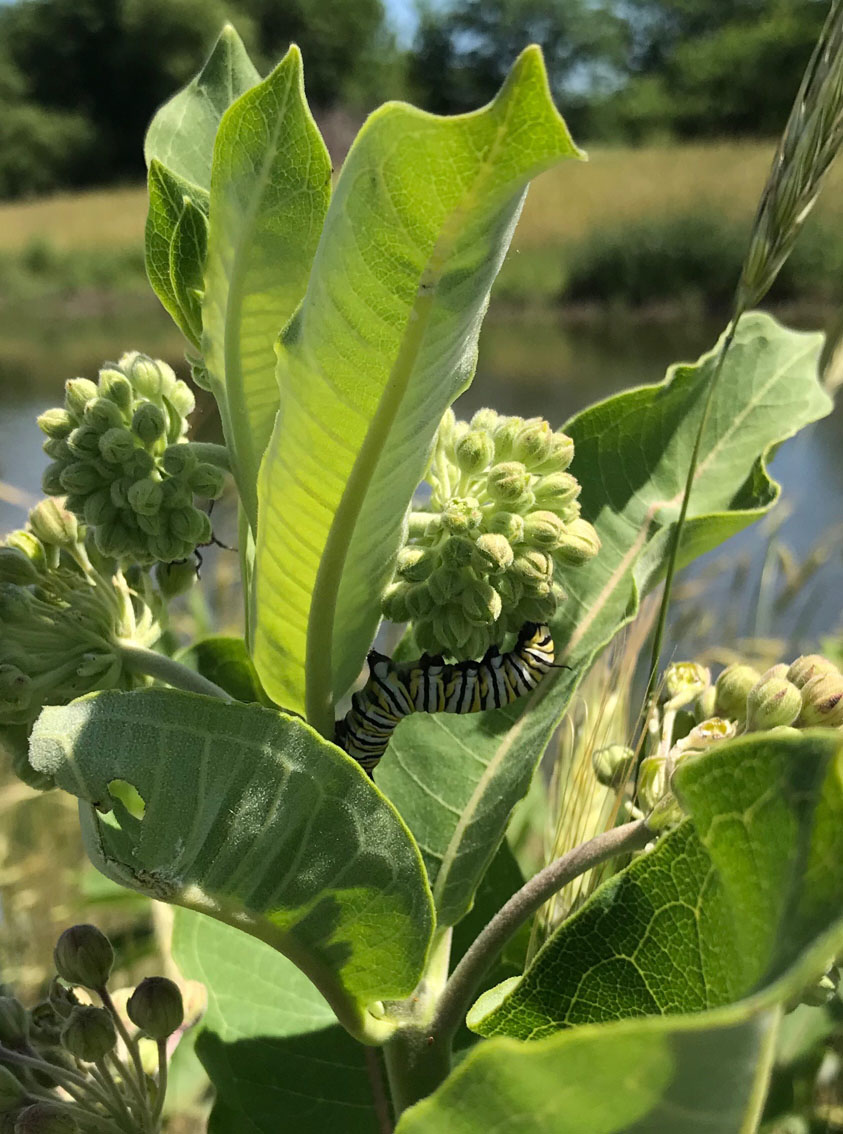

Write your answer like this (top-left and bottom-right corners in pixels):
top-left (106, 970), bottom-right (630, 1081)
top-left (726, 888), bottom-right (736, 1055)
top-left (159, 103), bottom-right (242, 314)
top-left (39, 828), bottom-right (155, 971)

top-left (107, 779), bottom-right (146, 820)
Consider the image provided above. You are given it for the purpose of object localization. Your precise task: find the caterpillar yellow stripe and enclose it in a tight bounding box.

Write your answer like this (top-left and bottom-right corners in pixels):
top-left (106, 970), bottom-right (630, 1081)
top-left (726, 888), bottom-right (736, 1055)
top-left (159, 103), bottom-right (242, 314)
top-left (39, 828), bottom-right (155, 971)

top-left (335, 622), bottom-right (556, 776)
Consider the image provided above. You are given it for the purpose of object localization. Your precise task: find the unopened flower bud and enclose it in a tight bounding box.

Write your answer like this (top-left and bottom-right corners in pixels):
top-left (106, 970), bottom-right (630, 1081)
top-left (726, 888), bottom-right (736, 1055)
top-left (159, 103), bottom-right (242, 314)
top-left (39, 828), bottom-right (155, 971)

top-left (469, 408), bottom-right (498, 432)
top-left (787, 654), bottom-right (839, 690)
top-left (592, 744), bottom-right (635, 788)
top-left (131, 403), bottom-right (167, 447)
top-left (154, 559), bottom-right (197, 599)
top-left (486, 462), bottom-right (530, 504)
top-left (37, 409), bottom-right (74, 440)
top-left (66, 426), bottom-right (101, 459)
top-left (427, 565), bottom-right (465, 605)
top-left (637, 754), bottom-right (668, 813)
top-left (405, 583), bottom-right (435, 620)
top-left (491, 418), bottom-right (523, 460)
top-left (97, 369), bottom-right (133, 412)
top-left (58, 462), bottom-right (102, 496)
top-left (442, 498), bottom-right (482, 534)
top-left (125, 448), bottom-right (155, 480)
top-left (522, 510), bottom-right (565, 549)
top-left (127, 478), bottom-right (163, 517)
top-left (472, 532), bottom-right (514, 574)
top-left (695, 685), bottom-right (717, 721)
top-left (511, 550), bottom-right (553, 591)
top-left (47, 980), bottom-right (79, 1022)
top-left (715, 663), bottom-right (761, 719)
top-left (162, 444), bottom-right (198, 478)
top-left (127, 977), bottom-right (184, 1040)
top-left (454, 430), bottom-right (494, 473)
top-left (461, 580), bottom-right (502, 625)
top-left (488, 511), bottom-right (525, 543)
top-left (61, 1006), bottom-right (116, 1062)
top-left (797, 671), bottom-right (843, 727)
top-left (535, 430), bottom-right (575, 472)
top-left (746, 675), bottom-right (802, 731)
top-left (554, 518), bottom-right (600, 565)
top-left (0, 549), bottom-right (39, 586)
top-left (64, 379), bottom-right (98, 419)
top-left (533, 472), bottom-right (580, 511)
top-left (407, 512), bottom-right (441, 540)
top-left (0, 1065), bottom-right (24, 1112)
top-left (121, 352), bottom-right (174, 399)
top-left (14, 1102), bottom-right (79, 1133)
top-left (28, 500), bottom-right (79, 547)
top-left (188, 463), bottom-right (225, 499)
top-left (165, 380), bottom-right (195, 419)
top-left (5, 531), bottom-right (45, 570)
top-left (492, 571), bottom-right (523, 605)
top-left (0, 998), bottom-right (28, 1047)
top-left (513, 420), bottom-right (553, 464)
top-left (98, 427), bottom-right (136, 466)
top-left (83, 398), bottom-right (124, 435)
top-left (82, 490), bottom-right (116, 527)
top-left (169, 506), bottom-right (210, 546)
top-left (41, 463), bottom-right (64, 496)
top-left (53, 925), bottom-right (113, 989)
top-left (662, 662), bottom-right (710, 708)
top-left (382, 581), bottom-right (412, 622)
top-left (440, 537), bottom-right (475, 570)
top-left (432, 604), bottom-right (472, 651)
top-left (396, 547), bottom-right (436, 582)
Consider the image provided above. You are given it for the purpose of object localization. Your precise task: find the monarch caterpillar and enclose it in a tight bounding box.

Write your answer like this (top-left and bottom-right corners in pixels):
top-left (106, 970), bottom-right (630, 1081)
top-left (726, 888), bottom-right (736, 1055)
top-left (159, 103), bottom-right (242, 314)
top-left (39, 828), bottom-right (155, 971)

top-left (335, 622), bottom-right (557, 776)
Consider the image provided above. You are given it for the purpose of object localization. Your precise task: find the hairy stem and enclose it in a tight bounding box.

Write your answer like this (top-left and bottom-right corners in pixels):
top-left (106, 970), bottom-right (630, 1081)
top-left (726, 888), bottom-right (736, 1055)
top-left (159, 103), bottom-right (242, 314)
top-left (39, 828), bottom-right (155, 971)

top-left (431, 819), bottom-right (651, 1046)
top-left (186, 441), bottom-right (232, 471)
top-left (99, 986), bottom-right (153, 1124)
top-left (151, 1039), bottom-right (168, 1128)
top-left (117, 641), bottom-right (233, 701)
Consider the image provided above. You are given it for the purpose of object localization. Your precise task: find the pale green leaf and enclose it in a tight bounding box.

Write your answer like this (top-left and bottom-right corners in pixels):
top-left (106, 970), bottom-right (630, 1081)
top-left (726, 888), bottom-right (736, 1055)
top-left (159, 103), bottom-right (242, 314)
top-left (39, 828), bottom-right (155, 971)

top-left (144, 24), bottom-right (260, 191)
top-left (29, 690), bottom-right (434, 1042)
top-left (202, 44), bottom-right (332, 529)
top-left (252, 46), bottom-right (583, 726)
top-left (471, 731), bottom-right (843, 1037)
top-left (170, 197), bottom-right (208, 344)
top-left (177, 635), bottom-right (268, 704)
top-left (375, 313), bottom-right (832, 927)
top-left (173, 910), bottom-right (384, 1133)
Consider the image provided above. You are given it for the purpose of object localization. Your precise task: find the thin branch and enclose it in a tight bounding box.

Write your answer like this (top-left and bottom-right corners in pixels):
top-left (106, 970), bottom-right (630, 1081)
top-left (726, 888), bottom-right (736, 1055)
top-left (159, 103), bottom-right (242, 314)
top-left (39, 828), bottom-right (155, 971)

top-left (364, 1045), bottom-right (394, 1134)
top-left (117, 641), bottom-right (233, 701)
top-left (431, 819), bottom-right (651, 1044)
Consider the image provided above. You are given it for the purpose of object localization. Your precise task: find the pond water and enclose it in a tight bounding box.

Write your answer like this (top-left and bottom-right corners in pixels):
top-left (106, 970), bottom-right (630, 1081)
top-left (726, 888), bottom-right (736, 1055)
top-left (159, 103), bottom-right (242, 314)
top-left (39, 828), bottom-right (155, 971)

top-left (0, 303), bottom-right (840, 654)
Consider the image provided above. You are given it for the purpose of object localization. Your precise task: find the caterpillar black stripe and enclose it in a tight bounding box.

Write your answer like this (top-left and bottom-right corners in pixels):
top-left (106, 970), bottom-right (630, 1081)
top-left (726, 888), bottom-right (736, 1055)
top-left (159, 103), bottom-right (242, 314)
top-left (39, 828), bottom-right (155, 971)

top-left (335, 622), bottom-right (556, 776)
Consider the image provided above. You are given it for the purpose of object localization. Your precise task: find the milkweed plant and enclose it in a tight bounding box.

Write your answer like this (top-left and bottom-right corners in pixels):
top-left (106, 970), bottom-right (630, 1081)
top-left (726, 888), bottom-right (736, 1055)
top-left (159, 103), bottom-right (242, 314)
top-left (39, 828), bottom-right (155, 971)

top-left (1, 15), bottom-right (843, 1133)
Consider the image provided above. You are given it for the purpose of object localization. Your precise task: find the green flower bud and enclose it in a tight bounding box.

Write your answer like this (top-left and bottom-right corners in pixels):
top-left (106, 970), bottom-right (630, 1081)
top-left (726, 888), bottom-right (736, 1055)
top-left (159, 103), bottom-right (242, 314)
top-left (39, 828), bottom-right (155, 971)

top-left (404, 583), bottom-right (434, 621)
top-left (160, 478), bottom-right (192, 510)
top-left (98, 427), bottom-right (136, 466)
top-left (714, 663), bottom-right (761, 719)
top-left (517, 589), bottom-right (559, 625)
top-left (535, 430), bottom-right (575, 473)
top-left (97, 369), bottom-right (133, 412)
top-left (14, 1103), bottom-right (78, 1133)
top-left (454, 430), bottom-right (494, 474)
top-left (513, 420), bottom-right (554, 464)
top-left (554, 518), bottom-right (601, 565)
top-left (83, 397), bottom-right (124, 434)
top-left (0, 549), bottom-right (39, 586)
top-left (787, 654), bottom-right (840, 690)
top-left (492, 570), bottom-right (523, 606)
top-left (162, 444), bottom-right (198, 478)
top-left (695, 685), bottom-right (717, 722)
top-left (168, 506), bottom-right (210, 546)
top-left (41, 463), bottom-right (65, 497)
top-left (533, 471), bottom-right (580, 511)
top-left (41, 438), bottom-right (71, 461)
top-left (0, 998), bottom-right (28, 1047)
top-left (511, 550), bottom-right (553, 591)
top-left (461, 580), bottom-right (502, 625)
top-left (127, 478), bottom-right (163, 517)
top-left (5, 531), bottom-right (45, 570)
top-left (592, 744), bottom-right (635, 788)
top-left (60, 1005), bottom-right (116, 1062)
top-left (120, 352), bottom-right (175, 399)
top-left (662, 662), bottom-right (710, 708)
top-left (28, 500), bottom-right (79, 548)
top-left (396, 547), bottom-right (436, 582)
top-left (28, 1003), bottom-right (62, 1046)
top-left (759, 663), bottom-right (789, 681)
top-left (488, 511), bottom-right (525, 543)
top-left (472, 532), bottom-right (514, 574)
top-left (486, 462), bottom-right (530, 504)
top-left (431, 603), bottom-right (473, 652)
top-left (53, 925), bottom-right (113, 989)
top-left (469, 408), bottom-right (499, 432)
top-left (126, 976), bottom-right (184, 1040)
top-left (491, 417), bottom-right (524, 461)
top-left (147, 534), bottom-right (191, 564)
top-left (407, 512), bottom-right (441, 540)
top-left (47, 980), bottom-right (79, 1022)
top-left (0, 1065), bottom-right (24, 1113)
top-left (797, 671), bottom-right (843, 727)
top-left (94, 520), bottom-right (134, 559)
top-left (37, 409), bottom-right (74, 440)
top-left (746, 675), bottom-right (802, 731)
top-left (382, 581), bottom-right (412, 622)
top-left (637, 753), bottom-right (668, 813)
top-left (154, 559), bottom-right (197, 599)
top-left (440, 537), bottom-right (475, 570)
top-left (188, 462), bottom-right (225, 499)
top-left (131, 403), bottom-right (167, 446)
top-left (108, 476), bottom-right (133, 509)
top-left (64, 378), bottom-right (98, 419)
top-left (165, 380), bottom-right (195, 419)
top-left (58, 462), bottom-right (103, 496)
top-left (125, 448), bottom-right (155, 480)
top-left (427, 564), bottom-right (466, 605)
top-left (66, 425), bottom-right (101, 459)
top-left (442, 498), bottom-right (482, 534)
top-left (82, 490), bottom-right (117, 527)
top-left (522, 510), bottom-right (565, 549)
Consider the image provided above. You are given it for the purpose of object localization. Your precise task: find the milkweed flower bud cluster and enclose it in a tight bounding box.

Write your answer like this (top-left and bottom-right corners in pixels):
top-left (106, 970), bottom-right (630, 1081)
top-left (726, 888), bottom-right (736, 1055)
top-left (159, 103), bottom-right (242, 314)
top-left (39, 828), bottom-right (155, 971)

top-left (382, 408), bottom-right (600, 658)
top-left (626, 653), bottom-right (843, 832)
top-left (37, 352), bottom-right (225, 565)
top-left (0, 500), bottom-right (159, 729)
top-left (0, 924), bottom-right (186, 1132)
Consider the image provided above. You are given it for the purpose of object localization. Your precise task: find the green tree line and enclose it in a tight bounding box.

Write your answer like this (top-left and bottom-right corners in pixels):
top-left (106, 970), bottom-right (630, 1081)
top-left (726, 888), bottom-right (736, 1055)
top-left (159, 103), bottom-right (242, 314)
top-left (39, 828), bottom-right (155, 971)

top-left (0, 0), bottom-right (829, 199)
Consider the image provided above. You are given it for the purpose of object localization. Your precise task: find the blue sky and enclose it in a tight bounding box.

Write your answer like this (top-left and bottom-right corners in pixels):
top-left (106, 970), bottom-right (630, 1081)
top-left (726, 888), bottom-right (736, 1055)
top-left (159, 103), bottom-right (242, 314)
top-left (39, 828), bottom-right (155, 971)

top-left (386, 0), bottom-right (420, 44)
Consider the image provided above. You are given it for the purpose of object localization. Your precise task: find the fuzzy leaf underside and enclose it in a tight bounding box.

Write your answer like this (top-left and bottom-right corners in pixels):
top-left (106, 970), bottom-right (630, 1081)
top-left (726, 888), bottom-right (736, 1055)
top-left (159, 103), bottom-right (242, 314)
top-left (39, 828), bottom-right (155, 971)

top-left (375, 313), bottom-right (831, 928)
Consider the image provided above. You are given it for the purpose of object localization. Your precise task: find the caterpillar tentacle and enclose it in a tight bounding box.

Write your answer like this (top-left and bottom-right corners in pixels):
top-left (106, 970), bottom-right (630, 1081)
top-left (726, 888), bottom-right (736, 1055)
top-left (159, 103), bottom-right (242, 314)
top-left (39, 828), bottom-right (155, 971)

top-left (335, 622), bottom-right (557, 777)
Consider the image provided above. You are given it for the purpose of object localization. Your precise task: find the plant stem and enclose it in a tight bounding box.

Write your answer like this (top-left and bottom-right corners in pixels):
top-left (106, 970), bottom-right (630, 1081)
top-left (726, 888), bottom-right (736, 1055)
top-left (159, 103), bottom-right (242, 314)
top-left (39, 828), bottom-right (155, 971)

top-left (151, 1039), bottom-right (167, 1128)
top-left (94, 1057), bottom-right (143, 1131)
top-left (186, 441), bottom-right (231, 471)
top-left (117, 641), bottom-right (233, 701)
top-left (99, 986), bottom-right (152, 1123)
top-left (383, 1023), bottom-right (454, 1118)
top-left (644, 314), bottom-right (741, 711)
top-left (431, 819), bottom-right (651, 1048)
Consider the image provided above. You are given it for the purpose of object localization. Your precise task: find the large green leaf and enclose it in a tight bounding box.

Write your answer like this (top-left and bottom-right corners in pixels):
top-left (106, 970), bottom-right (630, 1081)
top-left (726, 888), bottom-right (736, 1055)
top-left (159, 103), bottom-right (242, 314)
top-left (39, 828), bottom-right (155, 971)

top-left (144, 25), bottom-right (260, 191)
top-left (252, 47), bottom-right (583, 728)
top-left (28, 690), bottom-right (434, 1042)
top-left (375, 313), bottom-right (831, 927)
top-left (173, 910), bottom-right (385, 1133)
top-left (178, 635), bottom-right (268, 704)
top-left (202, 45), bottom-right (332, 528)
top-left (471, 730), bottom-right (843, 1038)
